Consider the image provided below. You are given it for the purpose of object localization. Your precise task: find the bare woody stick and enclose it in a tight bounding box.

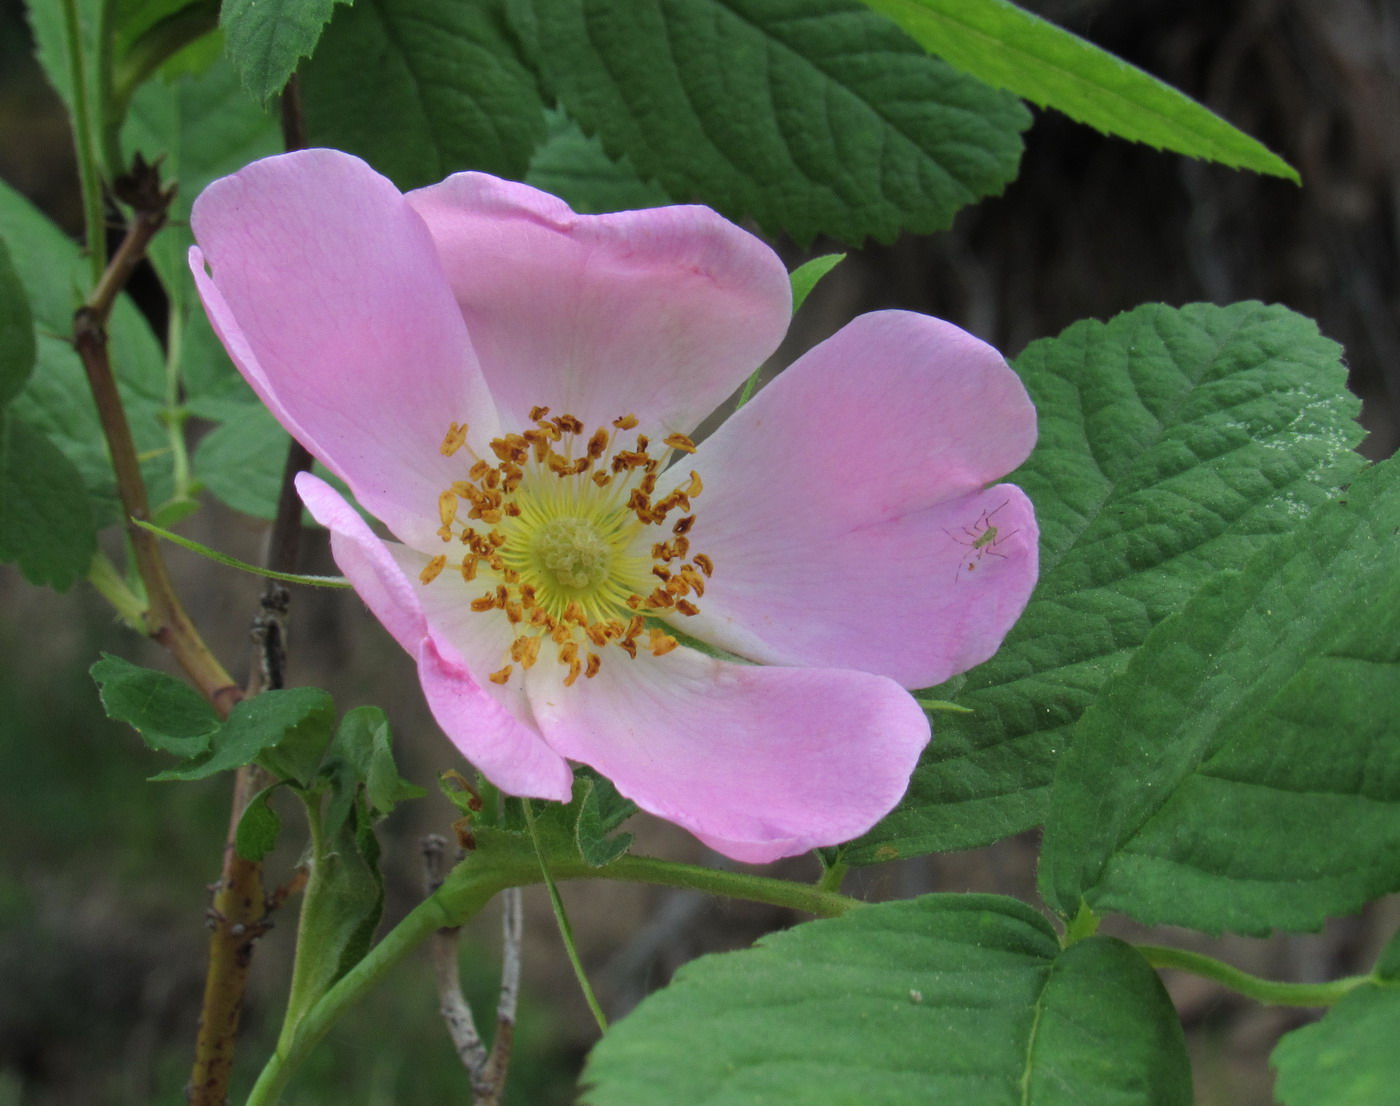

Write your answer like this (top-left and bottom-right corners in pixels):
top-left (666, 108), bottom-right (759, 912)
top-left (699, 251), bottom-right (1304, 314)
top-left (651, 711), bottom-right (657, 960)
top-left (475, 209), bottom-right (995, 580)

top-left (422, 838), bottom-right (524, 1105)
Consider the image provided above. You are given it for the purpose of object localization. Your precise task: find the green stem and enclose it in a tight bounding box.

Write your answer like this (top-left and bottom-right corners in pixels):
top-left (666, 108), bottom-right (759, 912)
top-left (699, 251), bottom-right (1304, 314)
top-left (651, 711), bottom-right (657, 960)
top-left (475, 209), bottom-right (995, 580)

top-left (1137, 944), bottom-right (1372, 1007)
top-left (245, 838), bottom-right (860, 1105)
top-left (815, 860), bottom-right (848, 893)
top-left (524, 800), bottom-right (608, 1032)
top-left (86, 549), bottom-right (145, 629)
top-left (61, 0), bottom-right (106, 284)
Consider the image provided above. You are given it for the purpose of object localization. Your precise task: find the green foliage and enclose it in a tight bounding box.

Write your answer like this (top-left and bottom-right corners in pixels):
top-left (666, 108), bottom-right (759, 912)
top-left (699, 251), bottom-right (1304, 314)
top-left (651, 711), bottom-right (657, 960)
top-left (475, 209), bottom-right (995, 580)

top-left (281, 794), bottom-right (386, 1042)
top-left (852, 302), bottom-right (1365, 862)
top-left (859, 0), bottom-right (1297, 181)
top-left (526, 0), bottom-right (1029, 244)
top-left (193, 405), bottom-right (292, 519)
top-left (0, 413), bottom-right (98, 590)
top-left (1271, 984), bottom-right (1400, 1106)
top-left (525, 109), bottom-right (671, 215)
top-left (326, 706), bottom-right (425, 819)
top-left (301, 0), bottom-right (546, 190)
top-left (221, 0), bottom-right (347, 102)
top-left (0, 178), bottom-right (173, 526)
top-left (789, 253), bottom-right (845, 313)
top-left (1040, 456), bottom-right (1400, 935)
top-left (0, 237), bottom-right (35, 408)
top-left (583, 895), bottom-right (1190, 1105)
top-left (151, 686), bottom-right (335, 783)
top-left (91, 651), bottom-right (221, 756)
top-left (574, 769), bottom-right (635, 868)
top-left (236, 782), bottom-right (284, 861)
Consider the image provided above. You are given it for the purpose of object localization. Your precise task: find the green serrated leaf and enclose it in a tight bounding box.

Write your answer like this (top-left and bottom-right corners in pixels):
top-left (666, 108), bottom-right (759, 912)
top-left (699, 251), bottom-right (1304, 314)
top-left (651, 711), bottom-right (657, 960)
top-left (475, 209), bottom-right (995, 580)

top-left (0, 178), bottom-right (172, 526)
top-left (526, 109), bottom-right (671, 215)
top-left (153, 686), bottom-right (334, 782)
top-left (850, 301), bottom-right (1365, 863)
top-left (300, 0), bottom-right (547, 190)
top-left (1042, 456), bottom-right (1400, 935)
top-left (0, 413), bottom-right (98, 591)
top-left (235, 783), bottom-right (283, 861)
top-left (530, 0), bottom-right (1028, 245)
top-left (576, 770), bottom-right (635, 868)
top-left (0, 237), bottom-right (36, 408)
top-left (221, 0), bottom-right (346, 102)
top-left (789, 254), bottom-right (845, 314)
top-left (583, 895), bottom-right (1189, 1106)
top-left (90, 652), bottom-right (221, 756)
top-left (860, 0), bottom-right (1297, 181)
top-left (1272, 983), bottom-right (1400, 1106)
top-left (328, 705), bottom-right (424, 818)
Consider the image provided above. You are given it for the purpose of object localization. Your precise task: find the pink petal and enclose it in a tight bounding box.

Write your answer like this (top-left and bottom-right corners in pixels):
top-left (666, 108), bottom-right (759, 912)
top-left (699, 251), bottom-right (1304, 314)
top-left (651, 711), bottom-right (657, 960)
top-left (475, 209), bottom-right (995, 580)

top-left (681, 311), bottom-right (1038, 688)
top-left (297, 473), bottom-right (571, 800)
top-left (295, 472), bottom-right (427, 653)
top-left (527, 650), bottom-right (930, 863)
top-left (418, 636), bottom-right (574, 801)
top-left (190, 149), bottom-right (499, 548)
top-left (383, 541), bottom-right (534, 724)
top-left (406, 173), bottom-right (791, 436)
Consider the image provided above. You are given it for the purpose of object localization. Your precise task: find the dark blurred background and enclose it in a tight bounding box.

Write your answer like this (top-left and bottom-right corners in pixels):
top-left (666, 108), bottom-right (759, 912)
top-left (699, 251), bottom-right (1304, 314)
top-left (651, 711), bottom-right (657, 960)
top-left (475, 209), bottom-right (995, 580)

top-left (2, 0), bottom-right (1397, 1103)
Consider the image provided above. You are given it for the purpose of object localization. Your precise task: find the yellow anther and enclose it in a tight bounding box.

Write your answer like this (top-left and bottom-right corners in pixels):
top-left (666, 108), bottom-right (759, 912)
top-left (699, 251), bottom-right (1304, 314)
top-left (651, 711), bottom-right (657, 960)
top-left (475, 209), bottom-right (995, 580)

top-left (663, 432), bottom-right (697, 454)
top-left (613, 413), bottom-right (639, 430)
top-left (488, 665), bottom-right (513, 685)
top-left (440, 422), bottom-right (469, 456)
top-left (420, 555), bottom-right (447, 584)
top-left (648, 628), bottom-right (678, 656)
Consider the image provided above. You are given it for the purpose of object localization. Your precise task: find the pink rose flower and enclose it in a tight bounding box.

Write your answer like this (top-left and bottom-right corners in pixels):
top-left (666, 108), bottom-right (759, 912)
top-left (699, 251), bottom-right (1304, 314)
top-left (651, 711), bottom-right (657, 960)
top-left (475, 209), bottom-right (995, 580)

top-left (189, 149), bottom-right (1037, 863)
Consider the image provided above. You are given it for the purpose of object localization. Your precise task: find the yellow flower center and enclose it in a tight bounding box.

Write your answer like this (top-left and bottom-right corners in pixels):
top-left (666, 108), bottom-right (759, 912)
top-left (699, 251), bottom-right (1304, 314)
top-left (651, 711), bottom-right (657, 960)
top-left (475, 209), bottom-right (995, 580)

top-left (421, 407), bottom-right (712, 687)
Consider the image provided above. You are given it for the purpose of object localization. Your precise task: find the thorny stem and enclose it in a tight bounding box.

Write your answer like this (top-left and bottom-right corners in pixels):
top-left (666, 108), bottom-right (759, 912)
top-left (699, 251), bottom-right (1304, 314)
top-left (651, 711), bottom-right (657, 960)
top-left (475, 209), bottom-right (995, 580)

top-left (73, 160), bottom-right (240, 714)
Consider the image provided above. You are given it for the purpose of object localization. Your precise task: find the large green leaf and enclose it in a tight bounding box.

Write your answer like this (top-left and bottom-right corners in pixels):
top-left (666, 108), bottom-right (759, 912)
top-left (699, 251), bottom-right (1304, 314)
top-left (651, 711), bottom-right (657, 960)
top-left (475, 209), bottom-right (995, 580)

top-left (583, 895), bottom-right (1189, 1105)
top-left (0, 178), bottom-right (173, 525)
top-left (0, 237), bottom-right (35, 408)
top-left (859, 0), bottom-right (1296, 181)
top-left (0, 412), bottom-right (97, 590)
top-left (221, 0), bottom-right (347, 102)
top-left (527, 0), bottom-right (1028, 244)
top-left (1272, 983), bottom-right (1400, 1106)
top-left (849, 302), bottom-right (1364, 862)
top-left (300, 0), bottom-right (546, 190)
top-left (1039, 456), bottom-right (1400, 935)
top-left (525, 109), bottom-right (671, 215)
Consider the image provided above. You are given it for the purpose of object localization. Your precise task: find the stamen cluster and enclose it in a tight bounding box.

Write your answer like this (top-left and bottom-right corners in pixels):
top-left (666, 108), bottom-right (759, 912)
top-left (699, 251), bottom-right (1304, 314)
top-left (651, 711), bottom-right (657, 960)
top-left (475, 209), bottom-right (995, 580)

top-left (421, 408), bottom-right (714, 687)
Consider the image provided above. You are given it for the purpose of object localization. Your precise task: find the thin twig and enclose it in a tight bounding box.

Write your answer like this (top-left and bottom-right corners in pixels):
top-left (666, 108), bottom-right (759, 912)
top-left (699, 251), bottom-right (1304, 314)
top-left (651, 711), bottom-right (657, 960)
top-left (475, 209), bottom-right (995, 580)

top-left (483, 888), bottom-right (523, 1096)
top-left (423, 836), bottom-right (492, 1097)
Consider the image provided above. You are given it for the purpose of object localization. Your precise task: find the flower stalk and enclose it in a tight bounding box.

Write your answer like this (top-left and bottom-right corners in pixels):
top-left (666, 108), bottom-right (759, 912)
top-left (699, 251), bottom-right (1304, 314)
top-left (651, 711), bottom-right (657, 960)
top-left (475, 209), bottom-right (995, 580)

top-left (246, 839), bottom-right (861, 1105)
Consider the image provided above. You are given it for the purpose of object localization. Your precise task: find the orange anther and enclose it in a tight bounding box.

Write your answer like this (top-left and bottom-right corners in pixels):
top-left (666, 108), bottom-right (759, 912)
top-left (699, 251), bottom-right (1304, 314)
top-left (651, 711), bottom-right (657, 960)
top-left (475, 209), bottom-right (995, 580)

top-left (420, 555), bottom-right (447, 584)
top-left (663, 432), bottom-right (697, 454)
top-left (489, 665), bottom-right (513, 685)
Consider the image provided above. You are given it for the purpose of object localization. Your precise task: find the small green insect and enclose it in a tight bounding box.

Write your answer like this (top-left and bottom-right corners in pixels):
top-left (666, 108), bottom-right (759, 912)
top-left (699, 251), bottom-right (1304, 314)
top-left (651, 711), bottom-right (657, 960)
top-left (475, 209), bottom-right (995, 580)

top-left (943, 500), bottom-right (1016, 581)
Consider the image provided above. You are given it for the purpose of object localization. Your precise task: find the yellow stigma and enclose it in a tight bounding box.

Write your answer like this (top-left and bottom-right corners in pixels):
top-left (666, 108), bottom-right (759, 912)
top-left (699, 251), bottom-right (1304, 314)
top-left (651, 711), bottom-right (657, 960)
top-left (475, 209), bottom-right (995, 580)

top-left (430, 409), bottom-right (710, 686)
